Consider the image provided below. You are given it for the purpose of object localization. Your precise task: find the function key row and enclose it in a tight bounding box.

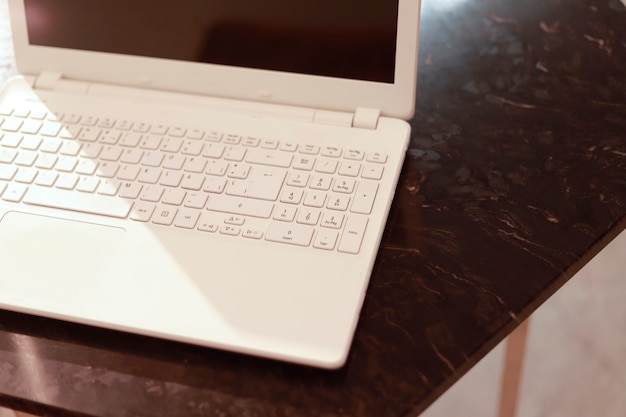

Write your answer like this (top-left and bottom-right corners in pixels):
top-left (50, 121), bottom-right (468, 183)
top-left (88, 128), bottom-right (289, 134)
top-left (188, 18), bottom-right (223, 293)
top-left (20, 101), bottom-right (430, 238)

top-left (1, 107), bottom-right (389, 162)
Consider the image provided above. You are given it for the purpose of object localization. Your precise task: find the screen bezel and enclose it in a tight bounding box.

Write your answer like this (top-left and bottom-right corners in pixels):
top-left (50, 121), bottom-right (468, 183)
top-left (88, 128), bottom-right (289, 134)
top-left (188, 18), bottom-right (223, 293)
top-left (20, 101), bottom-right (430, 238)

top-left (8, 0), bottom-right (421, 119)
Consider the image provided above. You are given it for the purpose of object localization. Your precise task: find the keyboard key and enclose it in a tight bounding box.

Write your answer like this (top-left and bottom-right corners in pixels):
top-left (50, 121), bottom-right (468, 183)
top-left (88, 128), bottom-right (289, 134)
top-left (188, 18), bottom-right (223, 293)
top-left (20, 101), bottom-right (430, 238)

top-left (138, 167), bottom-right (161, 184)
top-left (181, 173), bottom-right (205, 190)
top-left (367, 152), bottom-right (387, 163)
top-left (187, 128), bottom-right (205, 140)
top-left (160, 171), bottom-right (184, 187)
top-left (345, 149), bottom-right (365, 161)
top-left (56, 173), bottom-right (79, 190)
top-left (184, 192), bottom-right (209, 209)
top-left (260, 139), bottom-right (279, 149)
top-left (142, 151), bottom-right (165, 167)
top-left (202, 177), bottom-right (226, 193)
top-left (224, 134), bottom-right (241, 145)
top-left (120, 149), bottom-right (144, 165)
top-left (1, 132), bottom-right (22, 147)
top-left (0, 148), bottom-right (18, 164)
top-left (1, 183), bottom-right (27, 202)
top-left (220, 225), bottom-right (241, 236)
top-left (246, 149), bottom-right (293, 168)
top-left (0, 165), bottom-right (18, 180)
top-left (40, 138), bottom-right (62, 153)
top-left (78, 127), bottom-right (101, 142)
top-left (169, 127), bottom-right (186, 138)
top-left (303, 191), bottom-right (326, 208)
top-left (310, 174), bottom-right (332, 191)
top-left (198, 215), bottom-right (219, 232)
top-left (206, 195), bottom-right (273, 218)
top-left (243, 228), bottom-right (264, 239)
top-left (151, 124), bottom-right (169, 135)
top-left (138, 135), bottom-right (161, 150)
top-left (280, 187), bottom-right (304, 204)
top-left (315, 159), bottom-right (338, 174)
top-left (327, 194), bottom-right (351, 211)
top-left (203, 143), bottom-right (225, 159)
top-left (338, 216), bottom-right (368, 254)
top-left (243, 137), bottom-right (260, 147)
top-left (130, 201), bottom-right (155, 222)
top-left (333, 178), bottom-right (356, 194)
top-left (224, 146), bottom-right (246, 161)
top-left (226, 166), bottom-right (285, 200)
top-left (97, 178), bottom-right (121, 195)
top-left (224, 215), bottom-right (245, 226)
top-left (280, 142), bottom-right (298, 152)
top-left (100, 146), bottom-right (123, 162)
top-left (362, 164), bottom-right (384, 180)
top-left (293, 156), bottom-right (315, 171)
top-left (76, 176), bottom-right (100, 193)
top-left (338, 161), bottom-right (361, 177)
top-left (20, 119), bottom-right (42, 135)
top-left (181, 140), bottom-right (203, 156)
top-left (39, 121), bottom-right (63, 137)
top-left (300, 144), bottom-right (319, 155)
top-left (1, 118), bottom-right (23, 132)
top-left (286, 172), bottom-right (309, 187)
top-left (140, 185), bottom-right (164, 202)
top-left (118, 181), bottom-right (143, 199)
top-left (162, 188), bottom-right (186, 205)
top-left (320, 213), bottom-right (344, 229)
top-left (119, 132), bottom-right (143, 147)
top-left (313, 229), bottom-right (339, 250)
top-left (274, 204), bottom-right (298, 222)
top-left (152, 207), bottom-right (177, 225)
top-left (226, 163), bottom-right (251, 179)
top-left (296, 208), bottom-right (320, 226)
top-left (174, 209), bottom-right (200, 229)
top-left (266, 223), bottom-right (314, 247)
top-left (23, 186), bottom-right (132, 218)
top-left (321, 146), bottom-right (342, 158)
top-left (351, 181), bottom-right (379, 215)
top-left (161, 137), bottom-right (183, 152)
top-left (206, 160), bottom-right (229, 176)
top-left (15, 151), bottom-right (38, 167)
top-left (34, 171), bottom-right (58, 187)
top-left (184, 157), bottom-right (207, 173)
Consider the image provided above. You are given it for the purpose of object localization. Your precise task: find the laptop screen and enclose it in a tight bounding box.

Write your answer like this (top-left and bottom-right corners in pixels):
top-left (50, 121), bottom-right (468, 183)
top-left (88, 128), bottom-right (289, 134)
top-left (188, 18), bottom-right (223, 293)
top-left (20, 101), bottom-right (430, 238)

top-left (23, 0), bottom-right (398, 84)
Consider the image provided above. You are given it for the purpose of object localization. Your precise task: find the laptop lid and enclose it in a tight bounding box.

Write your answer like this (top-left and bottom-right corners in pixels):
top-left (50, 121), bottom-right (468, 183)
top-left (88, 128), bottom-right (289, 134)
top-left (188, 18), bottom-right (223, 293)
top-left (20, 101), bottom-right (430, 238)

top-left (8, 0), bottom-right (420, 119)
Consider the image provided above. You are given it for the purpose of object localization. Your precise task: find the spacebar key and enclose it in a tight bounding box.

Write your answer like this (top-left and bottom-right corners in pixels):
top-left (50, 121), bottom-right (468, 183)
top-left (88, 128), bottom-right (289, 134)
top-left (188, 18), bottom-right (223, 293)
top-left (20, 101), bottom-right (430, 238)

top-left (23, 187), bottom-right (132, 218)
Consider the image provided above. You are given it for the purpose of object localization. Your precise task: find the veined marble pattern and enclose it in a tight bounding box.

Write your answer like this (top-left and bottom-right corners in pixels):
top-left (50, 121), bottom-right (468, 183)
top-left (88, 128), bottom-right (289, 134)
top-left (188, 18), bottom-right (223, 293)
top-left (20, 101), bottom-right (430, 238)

top-left (422, 228), bottom-right (626, 417)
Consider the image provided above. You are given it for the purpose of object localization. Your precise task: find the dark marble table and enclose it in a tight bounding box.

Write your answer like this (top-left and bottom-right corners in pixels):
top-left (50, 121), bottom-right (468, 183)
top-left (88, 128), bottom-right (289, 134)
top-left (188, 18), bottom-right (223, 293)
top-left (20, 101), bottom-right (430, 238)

top-left (1, 0), bottom-right (625, 416)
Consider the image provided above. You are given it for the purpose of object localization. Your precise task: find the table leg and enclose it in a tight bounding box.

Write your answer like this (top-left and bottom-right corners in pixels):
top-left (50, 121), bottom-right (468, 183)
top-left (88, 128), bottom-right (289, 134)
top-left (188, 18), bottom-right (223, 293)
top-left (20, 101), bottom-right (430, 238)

top-left (497, 318), bottom-right (531, 417)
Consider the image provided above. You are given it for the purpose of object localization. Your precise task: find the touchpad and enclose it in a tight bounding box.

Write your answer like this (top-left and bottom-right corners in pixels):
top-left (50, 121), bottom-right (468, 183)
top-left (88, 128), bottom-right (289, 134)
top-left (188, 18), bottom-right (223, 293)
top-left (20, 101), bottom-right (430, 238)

top-left (0, 211), bottom-right (125, 302)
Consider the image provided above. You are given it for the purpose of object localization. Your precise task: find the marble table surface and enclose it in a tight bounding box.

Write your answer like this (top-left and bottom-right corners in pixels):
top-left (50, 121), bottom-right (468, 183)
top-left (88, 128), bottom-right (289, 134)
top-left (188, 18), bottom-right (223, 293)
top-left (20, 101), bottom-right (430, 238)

top-left (0, 0), bottom-right (625, 416)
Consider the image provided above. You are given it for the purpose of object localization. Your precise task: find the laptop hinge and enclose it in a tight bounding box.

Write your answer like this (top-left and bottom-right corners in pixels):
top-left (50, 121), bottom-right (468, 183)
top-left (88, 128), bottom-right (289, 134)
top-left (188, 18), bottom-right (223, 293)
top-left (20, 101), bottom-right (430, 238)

top-left (312, 107), bottom-right (381, 129)
top-left (312, 110), bottom-right (354, 127)
top-left (353, 107), bottom-right (381, 130)
top-left (34, 72), bottom-right (62, 90)
top-left (34, 72), bottom-right (90, 94)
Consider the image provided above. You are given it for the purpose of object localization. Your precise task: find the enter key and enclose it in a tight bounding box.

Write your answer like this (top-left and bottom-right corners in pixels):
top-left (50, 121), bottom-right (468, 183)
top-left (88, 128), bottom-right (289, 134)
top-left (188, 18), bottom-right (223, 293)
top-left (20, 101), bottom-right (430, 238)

top-left (226, 166), bottom-right (286, 201)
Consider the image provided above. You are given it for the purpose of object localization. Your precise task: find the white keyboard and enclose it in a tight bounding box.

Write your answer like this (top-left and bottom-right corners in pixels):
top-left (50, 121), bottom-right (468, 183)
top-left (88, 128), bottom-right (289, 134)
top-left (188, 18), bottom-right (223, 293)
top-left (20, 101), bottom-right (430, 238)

top-left (0, 106), bottom-right (388, 254)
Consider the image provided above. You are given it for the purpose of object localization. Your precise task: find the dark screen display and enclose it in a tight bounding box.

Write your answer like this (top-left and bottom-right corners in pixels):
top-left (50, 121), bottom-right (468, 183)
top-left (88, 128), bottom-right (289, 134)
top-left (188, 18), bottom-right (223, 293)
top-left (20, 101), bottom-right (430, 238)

top-left (24, 0), bottom-right (398, 83)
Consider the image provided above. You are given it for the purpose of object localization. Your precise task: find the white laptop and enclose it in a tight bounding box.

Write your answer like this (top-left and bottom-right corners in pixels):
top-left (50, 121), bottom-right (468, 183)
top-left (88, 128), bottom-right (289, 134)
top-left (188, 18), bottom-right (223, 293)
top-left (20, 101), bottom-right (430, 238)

top-left (0, 0), bottom-right (420, 368)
